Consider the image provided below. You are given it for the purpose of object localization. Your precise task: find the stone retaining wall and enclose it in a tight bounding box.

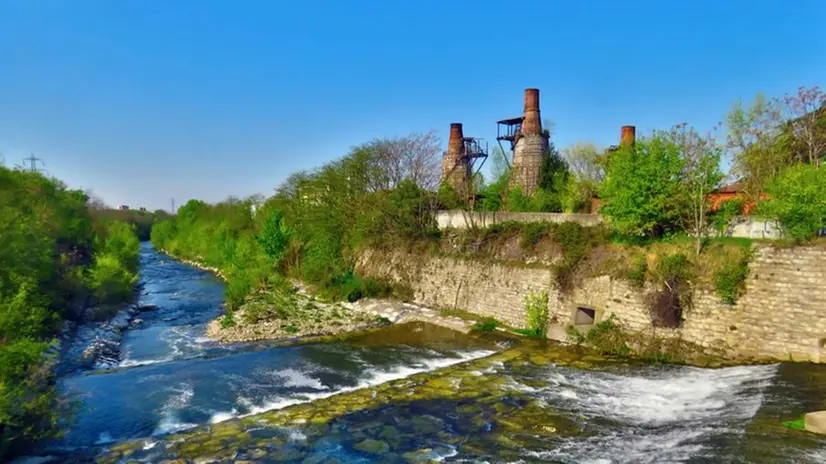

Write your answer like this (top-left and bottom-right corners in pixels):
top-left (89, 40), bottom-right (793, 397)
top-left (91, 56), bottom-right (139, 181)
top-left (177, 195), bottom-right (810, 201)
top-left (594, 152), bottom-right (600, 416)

top-left (435, 210), bottom-right (604, 230)
top-left (357, 244), bottom-right (826, 362)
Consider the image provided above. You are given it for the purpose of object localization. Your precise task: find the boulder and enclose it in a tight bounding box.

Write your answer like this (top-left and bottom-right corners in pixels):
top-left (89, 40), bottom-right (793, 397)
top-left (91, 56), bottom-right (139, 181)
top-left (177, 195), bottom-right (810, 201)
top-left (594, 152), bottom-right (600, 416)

top-left (804, 411), bottom-right (826, 434)
top-left (137, 304), bottom-right (159, 312)
top-left (353, 439), bottom-right (390, 454)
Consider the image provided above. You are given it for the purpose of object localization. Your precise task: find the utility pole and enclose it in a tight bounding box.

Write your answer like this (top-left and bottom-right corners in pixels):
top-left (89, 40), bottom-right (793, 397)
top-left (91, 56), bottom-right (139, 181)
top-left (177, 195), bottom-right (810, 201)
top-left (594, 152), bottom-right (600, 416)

top-left (171, 198), bottom-right (176, 214)
top-left (20, 153), bottom-right (46, 174)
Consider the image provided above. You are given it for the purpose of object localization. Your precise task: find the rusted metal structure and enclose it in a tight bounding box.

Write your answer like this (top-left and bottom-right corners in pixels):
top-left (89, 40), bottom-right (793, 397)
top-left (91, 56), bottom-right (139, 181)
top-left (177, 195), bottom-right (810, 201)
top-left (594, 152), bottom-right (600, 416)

top-left (496, 88), bottom-right (549, 195)
top-left (440, 122), bottom-right (489, 196)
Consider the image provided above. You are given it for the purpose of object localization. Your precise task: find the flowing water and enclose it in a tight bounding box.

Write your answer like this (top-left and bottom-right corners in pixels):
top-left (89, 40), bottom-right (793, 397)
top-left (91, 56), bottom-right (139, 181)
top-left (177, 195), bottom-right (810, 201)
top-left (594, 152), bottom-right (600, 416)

top-left (26, 243), bottom-right (826, 463)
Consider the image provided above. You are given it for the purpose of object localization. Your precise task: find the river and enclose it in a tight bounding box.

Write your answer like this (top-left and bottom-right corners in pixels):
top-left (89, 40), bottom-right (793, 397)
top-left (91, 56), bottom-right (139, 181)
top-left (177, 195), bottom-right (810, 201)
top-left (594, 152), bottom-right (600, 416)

top-left (23, 243), bottom-right (826, 463)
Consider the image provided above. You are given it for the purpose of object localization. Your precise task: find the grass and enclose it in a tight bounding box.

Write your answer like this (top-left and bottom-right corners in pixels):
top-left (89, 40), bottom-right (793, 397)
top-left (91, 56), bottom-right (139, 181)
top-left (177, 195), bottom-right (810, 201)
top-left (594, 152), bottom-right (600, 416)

top-left (472, 318), bottom-right (499, 333)
top-left (783, 418), bottom-right (806, 431)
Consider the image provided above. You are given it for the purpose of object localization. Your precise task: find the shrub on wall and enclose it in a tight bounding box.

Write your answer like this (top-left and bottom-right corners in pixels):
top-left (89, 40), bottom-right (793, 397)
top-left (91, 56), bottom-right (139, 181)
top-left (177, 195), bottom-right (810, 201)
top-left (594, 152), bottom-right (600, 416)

top-left (713, 246), bottom-right (753, 305)
top-left (582, 314), bottom-right (631, 357)
top-left (523, 291), bottom-right (549, 338)
top-left (646, 253), bottom-right (693, 328)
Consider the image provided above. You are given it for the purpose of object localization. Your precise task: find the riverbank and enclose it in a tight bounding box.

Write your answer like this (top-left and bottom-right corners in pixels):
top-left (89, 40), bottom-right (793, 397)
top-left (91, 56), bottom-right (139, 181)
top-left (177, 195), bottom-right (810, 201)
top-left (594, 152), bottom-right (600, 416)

top-left (159, 248), bottom-right (478, 344)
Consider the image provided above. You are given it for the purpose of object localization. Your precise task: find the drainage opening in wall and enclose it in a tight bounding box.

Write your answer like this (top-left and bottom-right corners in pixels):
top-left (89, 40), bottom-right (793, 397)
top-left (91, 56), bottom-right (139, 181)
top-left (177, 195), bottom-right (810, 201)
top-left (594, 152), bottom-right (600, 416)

top-left (575, 307), bottom-right (596, 326)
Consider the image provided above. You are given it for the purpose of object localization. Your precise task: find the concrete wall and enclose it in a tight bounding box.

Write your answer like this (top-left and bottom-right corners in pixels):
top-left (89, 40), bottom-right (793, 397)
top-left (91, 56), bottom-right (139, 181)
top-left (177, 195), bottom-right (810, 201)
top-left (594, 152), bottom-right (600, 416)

top-left (436, 210), bottom-right (784, 240)
top-left (357, 245), bottom-right (826, 362)
top-left (725, 216), bottom-right (783, 240)
top-left (435, 210), bottom-right (604, 230)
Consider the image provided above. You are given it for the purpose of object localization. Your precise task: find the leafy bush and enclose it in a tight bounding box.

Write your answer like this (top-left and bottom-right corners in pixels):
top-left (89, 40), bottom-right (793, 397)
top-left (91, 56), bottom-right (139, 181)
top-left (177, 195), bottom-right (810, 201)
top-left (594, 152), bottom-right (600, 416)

top-left (551, 222), bottom-right (608, 291)
top-left (88, 253), bottom-right (138, 304)
top-left (712, 199), bottom-right (744, 235)
top-left (714, 248), bottom-right (752, 304)
top-left (520, 222), bottom-right (550, 249)
top-left (256, 210), bottom-right (293, 265)
top-left (524, 291), bottom-right (549, 338)
top-left (565, 325), bottom-right (585, 345)
top-left (760, 164), bottom-right (826, 242)
top-left (626, 254), bottom-right (648, 288)
top-left (583, 314), bottom-right (631, 357)
top-left (220, 310), bottom-right (236, 328)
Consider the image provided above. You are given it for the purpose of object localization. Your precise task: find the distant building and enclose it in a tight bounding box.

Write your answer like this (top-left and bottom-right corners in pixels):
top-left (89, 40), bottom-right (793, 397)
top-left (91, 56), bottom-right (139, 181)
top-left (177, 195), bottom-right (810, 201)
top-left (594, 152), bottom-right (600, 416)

top-left (707, 183), bottom-right (768, 215)
top-left (118, 205), bottom-right (129, 211)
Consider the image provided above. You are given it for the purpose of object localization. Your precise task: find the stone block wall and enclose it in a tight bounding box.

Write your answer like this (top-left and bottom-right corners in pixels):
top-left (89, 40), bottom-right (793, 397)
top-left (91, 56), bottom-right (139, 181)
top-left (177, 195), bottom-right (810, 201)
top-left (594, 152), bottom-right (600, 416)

top-left (358, 245), bottom-right (826, 362)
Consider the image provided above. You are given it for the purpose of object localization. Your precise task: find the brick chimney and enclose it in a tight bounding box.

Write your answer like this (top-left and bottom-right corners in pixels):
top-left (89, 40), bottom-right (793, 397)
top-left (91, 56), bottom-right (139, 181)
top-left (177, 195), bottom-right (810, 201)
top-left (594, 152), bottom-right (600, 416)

top-left (441, 122), bottom-right (469, 193)
top-left (620, 125), bottom-right (636, 147)
top-left (521, 88), bottom-right (542, 135)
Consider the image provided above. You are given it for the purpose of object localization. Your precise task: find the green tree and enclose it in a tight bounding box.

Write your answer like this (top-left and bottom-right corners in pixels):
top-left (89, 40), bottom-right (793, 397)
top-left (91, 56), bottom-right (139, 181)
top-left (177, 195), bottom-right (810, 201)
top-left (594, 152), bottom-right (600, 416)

top-left (562, 141), bottom-right (606, 213)
top-left (759, 164), bottom-right (826, 242)
top-left (726, 93), bottom-right (789, 201)
top-left (600, 133), bottom-right (687, 237)
top-left (667, 124), bottom-right (724, 254)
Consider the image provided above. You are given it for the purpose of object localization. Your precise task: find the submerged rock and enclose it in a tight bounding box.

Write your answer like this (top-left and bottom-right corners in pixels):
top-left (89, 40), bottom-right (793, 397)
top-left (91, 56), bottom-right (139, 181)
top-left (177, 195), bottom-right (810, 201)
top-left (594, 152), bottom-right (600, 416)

top-left (353, 438), bottom-right (390, 454)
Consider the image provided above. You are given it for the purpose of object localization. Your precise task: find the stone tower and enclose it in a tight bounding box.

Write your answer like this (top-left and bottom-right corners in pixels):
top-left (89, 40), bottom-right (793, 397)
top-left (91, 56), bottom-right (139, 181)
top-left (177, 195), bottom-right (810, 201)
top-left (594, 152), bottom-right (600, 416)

top-left (510, 88), bottom-right (549, 195)
top-left (440, 123), bottom-right (470, 194)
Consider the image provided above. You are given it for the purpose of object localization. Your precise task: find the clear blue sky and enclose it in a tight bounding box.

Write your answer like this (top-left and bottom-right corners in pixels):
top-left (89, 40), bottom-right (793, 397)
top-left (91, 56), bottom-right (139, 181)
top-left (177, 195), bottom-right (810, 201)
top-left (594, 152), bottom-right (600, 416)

top-left (1, 0), bottom-right (823, 211)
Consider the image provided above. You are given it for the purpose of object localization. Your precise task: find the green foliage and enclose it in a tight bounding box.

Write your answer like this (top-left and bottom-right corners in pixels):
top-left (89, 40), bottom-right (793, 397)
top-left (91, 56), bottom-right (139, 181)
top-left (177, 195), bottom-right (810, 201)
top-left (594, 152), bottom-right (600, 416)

top-left (472, 318), bottom-right (499, 333)
top-left (565, 325), bottom-right (585, 345)
top-left (89, 207), bottom-right (171, 241)
top-left (0, 166), bottom-right (139, 457)
top-left (437, 182), bottom-right (462, 209)
top-left (759, 164), bottom-right (826, 242)
top-left (524, 291), bottom-right (549, 338)
top-left (88, 253), bottom-right (138, 304)
top-left (626, 254), bottom-right (648, 288)
top-left (256, 210), bottom-right (293, 265)
top-left (538, 143), bottom-right (571, 197)
top-left (477, 173), bottom-right (509, 212)
top-left (600, 134), bottom-right (687, 237)
top-left (782, 418), bottom-right (806, 431)
top-left (714, 247), bottom-right (752, 305)
top-left (582, 314), bottom-right (632, 357)
top-left (519, 222), bottom-right (549, 249)
top-left (551, 222), bottom-right (608, 291)
top-left (712, 199), bottom-right (745, 235)
top-left (220, 310), bottom-right (236, 328)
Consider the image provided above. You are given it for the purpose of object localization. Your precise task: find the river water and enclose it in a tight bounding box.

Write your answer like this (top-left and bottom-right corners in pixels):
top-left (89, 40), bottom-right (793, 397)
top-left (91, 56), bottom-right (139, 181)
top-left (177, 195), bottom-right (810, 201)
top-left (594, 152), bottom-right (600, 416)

top-left (28, 243), bottom-right (826, 463)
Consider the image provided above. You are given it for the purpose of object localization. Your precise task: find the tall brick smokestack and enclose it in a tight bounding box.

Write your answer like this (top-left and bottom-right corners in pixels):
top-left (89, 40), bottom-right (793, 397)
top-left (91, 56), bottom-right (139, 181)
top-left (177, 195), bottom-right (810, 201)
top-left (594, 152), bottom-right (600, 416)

top-left (510, 88), bottom-right (549, 195)
top-left (620, 125), bottom-right (636, 147)
top-left (521, 88), bottom-right (542, 135)
top-left (441, 122), bottom-right (469, 194)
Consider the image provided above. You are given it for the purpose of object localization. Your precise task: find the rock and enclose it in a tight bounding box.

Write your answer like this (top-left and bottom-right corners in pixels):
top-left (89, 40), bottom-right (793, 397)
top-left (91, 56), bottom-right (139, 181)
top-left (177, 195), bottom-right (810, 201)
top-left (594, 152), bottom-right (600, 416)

top-left (132, 318), bottom-right (143, 326)
top-left (804, 411), bottom-right (826, 434)
top-left (353, 438), bottom-right (390, 454)
top-left (138, 304), bottom-right (159, 312)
